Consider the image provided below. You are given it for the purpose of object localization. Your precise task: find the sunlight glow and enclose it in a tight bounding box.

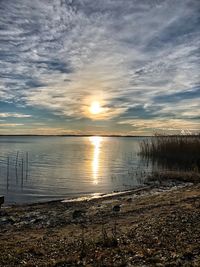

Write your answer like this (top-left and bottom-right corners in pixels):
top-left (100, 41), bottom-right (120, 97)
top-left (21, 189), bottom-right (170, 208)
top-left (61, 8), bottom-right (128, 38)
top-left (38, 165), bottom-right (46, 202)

top-left (90, 101), bottom-right (101, 114)
top-left (89, 136), bottom-right (103, 184)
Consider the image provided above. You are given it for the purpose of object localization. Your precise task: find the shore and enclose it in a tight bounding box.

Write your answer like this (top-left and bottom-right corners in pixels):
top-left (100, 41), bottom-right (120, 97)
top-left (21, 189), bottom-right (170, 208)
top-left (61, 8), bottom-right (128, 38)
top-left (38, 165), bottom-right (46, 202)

top-left (0, 182), bottom-right (200, 267)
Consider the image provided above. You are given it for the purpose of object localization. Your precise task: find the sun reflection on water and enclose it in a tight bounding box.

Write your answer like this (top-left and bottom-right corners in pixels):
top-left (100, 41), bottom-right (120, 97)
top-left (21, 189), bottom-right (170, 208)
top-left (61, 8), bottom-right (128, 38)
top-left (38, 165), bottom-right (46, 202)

top-left (89, 136), bottom-right (103, 184)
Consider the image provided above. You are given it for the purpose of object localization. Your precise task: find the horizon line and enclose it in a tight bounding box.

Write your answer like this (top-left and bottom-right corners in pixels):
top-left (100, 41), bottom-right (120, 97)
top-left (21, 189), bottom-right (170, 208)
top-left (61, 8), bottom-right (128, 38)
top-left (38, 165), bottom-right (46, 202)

top-left (0, 134), bottom-right (199, 137)
top-left (0, 134), bottom-right (150, 137)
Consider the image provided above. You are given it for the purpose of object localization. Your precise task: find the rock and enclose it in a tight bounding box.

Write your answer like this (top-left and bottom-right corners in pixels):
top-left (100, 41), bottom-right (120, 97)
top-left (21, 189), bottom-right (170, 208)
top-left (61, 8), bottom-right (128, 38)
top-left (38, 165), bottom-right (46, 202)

top-left (72, 210), bottom-right (84, 219)
top-left (0, 196), bottom-right (4, 208)
top-left (112, 205), bottom-right (121, 212)
top-left (16, 220), bottom-right (34, 227)
top-left (0, 217), bottom-right (15, 225)
top-left (0, 210), bottom-right (8, 216)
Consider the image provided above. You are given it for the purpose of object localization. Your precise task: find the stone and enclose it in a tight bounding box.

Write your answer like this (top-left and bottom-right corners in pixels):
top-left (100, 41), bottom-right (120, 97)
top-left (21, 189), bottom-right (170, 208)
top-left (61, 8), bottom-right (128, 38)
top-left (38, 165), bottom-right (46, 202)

top-left (0, 196), bottom-right (4, 208)
top-left (112, 205), bottom-right (121, 212)
top-left (72, 210), bottom-right (84, 219)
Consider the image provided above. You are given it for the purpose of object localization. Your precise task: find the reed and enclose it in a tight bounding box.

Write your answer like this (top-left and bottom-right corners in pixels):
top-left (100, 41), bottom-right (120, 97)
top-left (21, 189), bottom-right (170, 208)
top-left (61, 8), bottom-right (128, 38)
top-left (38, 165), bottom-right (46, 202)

top-left (25, 152), bottom-right (28, 181)
top-left (21, 157), bottom-right (24, 188)
top-left (15, 151), bottom-right (19, 183)
top-left (140, 134), bottom-right (200, 171)
top-left (7, 156), bottom-right (9, 191)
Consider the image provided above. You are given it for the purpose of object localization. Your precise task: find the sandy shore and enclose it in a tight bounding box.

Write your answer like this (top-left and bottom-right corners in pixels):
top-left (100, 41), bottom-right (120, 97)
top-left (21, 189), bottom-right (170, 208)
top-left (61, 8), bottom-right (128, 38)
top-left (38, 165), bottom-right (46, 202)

top-left (0, 183), bottom-right (200, 266)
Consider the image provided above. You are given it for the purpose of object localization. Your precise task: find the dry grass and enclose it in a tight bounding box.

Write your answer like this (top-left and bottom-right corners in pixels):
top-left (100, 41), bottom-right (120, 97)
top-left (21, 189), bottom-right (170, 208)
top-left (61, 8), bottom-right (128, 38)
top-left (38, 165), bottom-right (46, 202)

top-left (140, 134), bottom-right (200, 171)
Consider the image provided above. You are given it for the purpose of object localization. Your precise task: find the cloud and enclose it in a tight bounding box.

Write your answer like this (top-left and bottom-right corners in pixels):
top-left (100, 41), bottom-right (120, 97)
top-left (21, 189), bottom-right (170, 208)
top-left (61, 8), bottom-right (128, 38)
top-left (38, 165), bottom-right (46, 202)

top-left (0, 123), bottom-right (24, 127)
top-left (0, 126), bottom-right (80, 135)
top-left (0, 113), bottom-right (32, 118)
top-left (118, 118), bottom-right (200, 133)
top-left (0, 0), bottom-right (199, 134)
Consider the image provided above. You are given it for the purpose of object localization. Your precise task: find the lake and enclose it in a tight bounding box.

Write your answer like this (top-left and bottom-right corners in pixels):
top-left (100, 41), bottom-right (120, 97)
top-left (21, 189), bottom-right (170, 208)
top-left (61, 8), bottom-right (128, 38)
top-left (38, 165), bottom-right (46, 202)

top-left (0, 136), bottom-right (150, 204)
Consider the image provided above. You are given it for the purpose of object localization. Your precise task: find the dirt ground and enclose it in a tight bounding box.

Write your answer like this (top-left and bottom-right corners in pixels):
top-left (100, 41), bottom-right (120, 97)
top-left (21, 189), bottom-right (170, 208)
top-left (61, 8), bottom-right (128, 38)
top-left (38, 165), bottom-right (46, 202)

top-left (0, 184), bottom-right (200, 266)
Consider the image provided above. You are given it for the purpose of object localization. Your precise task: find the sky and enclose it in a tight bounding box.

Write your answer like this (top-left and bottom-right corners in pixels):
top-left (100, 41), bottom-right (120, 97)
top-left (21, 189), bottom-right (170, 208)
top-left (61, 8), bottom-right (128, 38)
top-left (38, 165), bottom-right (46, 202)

top-left (0, 0), bottom-right (200, 135)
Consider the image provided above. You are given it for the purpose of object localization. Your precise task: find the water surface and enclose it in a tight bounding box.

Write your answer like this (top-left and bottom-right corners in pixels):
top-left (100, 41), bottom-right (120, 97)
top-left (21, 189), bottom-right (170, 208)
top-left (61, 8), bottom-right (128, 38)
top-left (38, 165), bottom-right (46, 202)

top-left (0, 136), bottom-right (149, 204)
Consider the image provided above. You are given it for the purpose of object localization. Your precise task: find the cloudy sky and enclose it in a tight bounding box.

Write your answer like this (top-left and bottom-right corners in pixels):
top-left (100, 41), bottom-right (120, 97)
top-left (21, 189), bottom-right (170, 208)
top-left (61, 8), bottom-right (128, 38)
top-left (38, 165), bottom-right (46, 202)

top-left (0, 0), bottom-right (199, 135)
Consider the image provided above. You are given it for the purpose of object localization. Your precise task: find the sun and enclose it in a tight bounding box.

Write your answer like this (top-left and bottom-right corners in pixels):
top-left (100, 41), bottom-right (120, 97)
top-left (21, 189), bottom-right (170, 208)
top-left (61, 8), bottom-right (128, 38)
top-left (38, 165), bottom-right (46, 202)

top-left (90, 101), bottom-right (101, 114)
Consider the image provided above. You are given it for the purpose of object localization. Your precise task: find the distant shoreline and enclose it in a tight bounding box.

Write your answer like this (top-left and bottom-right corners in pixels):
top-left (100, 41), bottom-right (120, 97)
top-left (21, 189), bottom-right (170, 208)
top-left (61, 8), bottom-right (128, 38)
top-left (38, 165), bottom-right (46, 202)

top-left (0, 134), bottom-right (198, 138)
top-left (0, 134), bottom-right (151, 137)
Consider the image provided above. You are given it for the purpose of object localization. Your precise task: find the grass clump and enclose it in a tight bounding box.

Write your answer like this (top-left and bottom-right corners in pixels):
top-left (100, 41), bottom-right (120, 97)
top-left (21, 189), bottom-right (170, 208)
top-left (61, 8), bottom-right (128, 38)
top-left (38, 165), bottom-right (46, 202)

top-left (140, 134), bottom-right (200, 171)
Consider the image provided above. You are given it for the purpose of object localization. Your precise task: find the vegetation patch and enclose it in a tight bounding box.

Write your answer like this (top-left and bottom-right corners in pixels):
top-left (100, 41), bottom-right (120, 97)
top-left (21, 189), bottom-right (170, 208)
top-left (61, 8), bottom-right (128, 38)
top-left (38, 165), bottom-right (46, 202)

top-left (140, 134), bottom-right (200, 171)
